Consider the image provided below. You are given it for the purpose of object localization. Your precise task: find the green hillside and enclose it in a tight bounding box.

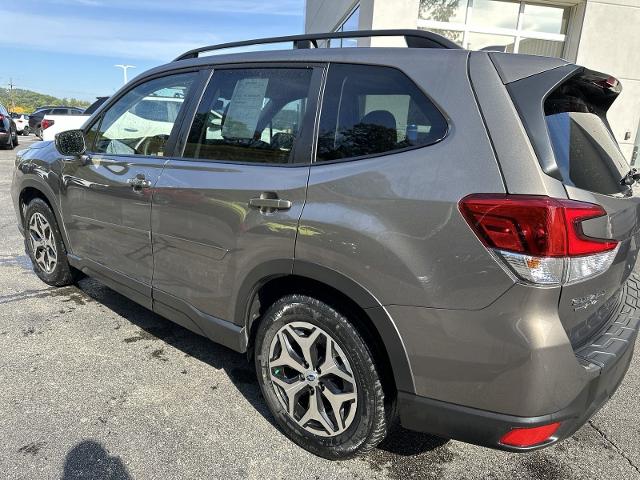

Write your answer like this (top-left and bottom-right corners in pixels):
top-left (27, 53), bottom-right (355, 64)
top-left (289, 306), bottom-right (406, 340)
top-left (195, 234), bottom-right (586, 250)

top-left (0, 88), bottom-right (90, 113)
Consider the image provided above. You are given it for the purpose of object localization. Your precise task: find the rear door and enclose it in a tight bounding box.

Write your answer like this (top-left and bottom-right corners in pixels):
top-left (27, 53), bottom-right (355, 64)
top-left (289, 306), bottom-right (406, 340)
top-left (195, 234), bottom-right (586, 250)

top-left (509, 67), bottom-right (640, 348)
top-left (151, 64), bottom-right (322, 331)
top-left (59, 71), bottom-right (201, 307)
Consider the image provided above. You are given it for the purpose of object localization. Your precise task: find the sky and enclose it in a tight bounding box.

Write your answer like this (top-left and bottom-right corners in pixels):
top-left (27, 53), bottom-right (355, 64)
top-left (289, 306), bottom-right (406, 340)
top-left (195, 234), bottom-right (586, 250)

top-left (1, 0), bottom-right (305, 101)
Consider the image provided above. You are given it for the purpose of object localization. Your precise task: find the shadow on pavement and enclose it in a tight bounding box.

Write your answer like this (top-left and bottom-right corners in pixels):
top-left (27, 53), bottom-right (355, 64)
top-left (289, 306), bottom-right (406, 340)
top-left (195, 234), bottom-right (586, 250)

top-left (70, 277), bottom-right (449, 461)
top-left (62, 440), bottom-right (130, 480)
top-left (378, 427), bottom-right (449, 456)
top-left (75, 277), bottom-right (278, 429)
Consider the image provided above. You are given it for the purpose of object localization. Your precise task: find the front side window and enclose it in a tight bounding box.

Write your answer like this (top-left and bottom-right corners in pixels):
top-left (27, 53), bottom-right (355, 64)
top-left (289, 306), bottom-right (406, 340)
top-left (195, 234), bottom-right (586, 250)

top-left (184, 68), bottom-right (312, 164)
top-left (317, 64), bottom-right (448, 162)
top-left (91, 72), bottom-right (197, 157)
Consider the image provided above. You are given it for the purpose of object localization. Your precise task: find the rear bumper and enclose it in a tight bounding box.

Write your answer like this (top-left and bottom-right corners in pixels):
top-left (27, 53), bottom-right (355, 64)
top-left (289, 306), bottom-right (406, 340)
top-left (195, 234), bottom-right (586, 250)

top-left (397, 276), bottom-right (640, 451)
top-left (398, 337), bottom-right (635, 451)
top-left (0, 131), bottom-right (9, 143)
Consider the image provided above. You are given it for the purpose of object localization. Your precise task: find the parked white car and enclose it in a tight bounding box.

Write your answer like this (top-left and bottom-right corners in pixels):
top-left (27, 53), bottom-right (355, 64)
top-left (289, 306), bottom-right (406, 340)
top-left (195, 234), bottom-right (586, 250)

top-left (10, 113), bottom-right (30, 135)
top-left (41, 97), bottom-right (109, 141)
top-left (41, 113), bottom-right (88, 141)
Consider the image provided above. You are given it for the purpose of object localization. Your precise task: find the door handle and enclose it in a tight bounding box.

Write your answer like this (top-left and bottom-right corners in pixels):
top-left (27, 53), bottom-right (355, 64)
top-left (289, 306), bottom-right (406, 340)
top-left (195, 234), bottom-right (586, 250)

top-left (127, 174), bottom-right (151, 190)
top-left (249, 194), bottom-right (292, 212)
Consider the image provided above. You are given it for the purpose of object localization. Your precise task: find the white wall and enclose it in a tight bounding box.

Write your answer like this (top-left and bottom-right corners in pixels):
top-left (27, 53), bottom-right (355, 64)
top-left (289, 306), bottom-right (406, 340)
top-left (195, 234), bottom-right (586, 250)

top-left (575, 0), bottom-right (640, 162)
top-left (305, 0), bottom-right (368, 33)
top-left (305, 0), bottom-right (419, 45)
top-left (368, 0), bottom-right (419, 46)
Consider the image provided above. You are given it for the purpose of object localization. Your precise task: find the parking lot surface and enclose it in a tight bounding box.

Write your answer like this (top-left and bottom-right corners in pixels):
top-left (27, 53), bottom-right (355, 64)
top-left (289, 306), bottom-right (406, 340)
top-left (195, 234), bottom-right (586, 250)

top-left (1, 136), bottom-right (640, 479)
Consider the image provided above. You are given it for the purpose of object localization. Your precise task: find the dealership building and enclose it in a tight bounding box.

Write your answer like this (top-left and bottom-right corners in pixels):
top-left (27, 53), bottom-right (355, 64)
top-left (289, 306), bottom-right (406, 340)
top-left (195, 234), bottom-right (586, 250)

top-left (305, 0), bottom-right (640, 163)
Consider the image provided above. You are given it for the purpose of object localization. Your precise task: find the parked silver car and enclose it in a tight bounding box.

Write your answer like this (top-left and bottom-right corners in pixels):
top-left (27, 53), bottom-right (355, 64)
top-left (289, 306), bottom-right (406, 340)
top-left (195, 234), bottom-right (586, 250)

top-left (10, 30), bottom-right (640, 459)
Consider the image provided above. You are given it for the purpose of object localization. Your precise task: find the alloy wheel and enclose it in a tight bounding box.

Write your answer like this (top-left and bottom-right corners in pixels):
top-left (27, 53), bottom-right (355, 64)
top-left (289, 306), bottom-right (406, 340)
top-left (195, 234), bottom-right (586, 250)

top-left (268, 321), bottom-right (358, 437)
top-left (28, 212), bottom-right (58, 273)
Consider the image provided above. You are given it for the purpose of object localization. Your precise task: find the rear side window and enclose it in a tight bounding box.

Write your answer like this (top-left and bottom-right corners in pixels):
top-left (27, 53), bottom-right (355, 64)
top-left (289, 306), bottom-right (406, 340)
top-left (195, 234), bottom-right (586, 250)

top-left (184, 68), bottom-right (312, 164)
top-left (317, 64), bottom-right (447, 162)
top-left (545, 74), bottom-right (629, 195)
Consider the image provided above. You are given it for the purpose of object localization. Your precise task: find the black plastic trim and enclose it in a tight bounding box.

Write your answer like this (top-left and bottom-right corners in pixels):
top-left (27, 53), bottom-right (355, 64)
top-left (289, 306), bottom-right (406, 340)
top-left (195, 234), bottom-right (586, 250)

top-left (67, 255), bottom-right (152, 310)
top-left (174, 29), bottom-right (461, 61)
top-left (505, 64), bottom-right (581, 181)
top-left (19, 176), bottom-right (73, 253)
top-left (293, 261), bottom-right (416, 393)
top-left (153, 289), bottom-right (246, 352)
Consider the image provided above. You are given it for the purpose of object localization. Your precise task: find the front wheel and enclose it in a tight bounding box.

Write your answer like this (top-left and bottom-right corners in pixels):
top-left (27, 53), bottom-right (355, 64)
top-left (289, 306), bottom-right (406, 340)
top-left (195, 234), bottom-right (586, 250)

top-left (24, 198), bottom-right (80, 286)
top-left (254, 295), bottom-right (392, 459)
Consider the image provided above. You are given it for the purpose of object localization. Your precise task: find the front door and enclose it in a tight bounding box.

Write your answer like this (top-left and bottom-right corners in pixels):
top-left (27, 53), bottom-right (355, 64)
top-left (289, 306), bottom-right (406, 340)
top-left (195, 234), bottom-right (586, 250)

top-left (151, 65), bottom-right (321, 332)
top-left (60, 71), bottom-right (200, 305)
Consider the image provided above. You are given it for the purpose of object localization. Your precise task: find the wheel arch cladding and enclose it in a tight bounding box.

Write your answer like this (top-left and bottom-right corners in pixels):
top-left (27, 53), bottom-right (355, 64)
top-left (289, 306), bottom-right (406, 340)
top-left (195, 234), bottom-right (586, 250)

top-left (18, 181), bottom-right (71, 252)
top-left (241, 260), bottom-right (416, 394)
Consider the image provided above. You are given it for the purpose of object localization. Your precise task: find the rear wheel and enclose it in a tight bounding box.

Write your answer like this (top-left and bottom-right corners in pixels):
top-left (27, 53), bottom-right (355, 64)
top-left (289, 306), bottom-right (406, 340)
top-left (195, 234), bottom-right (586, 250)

top-left (3, 134), bottom-right (14, 150)
top-left (24, 198), bottom-right (80, 286)
top-left (254, 295), bottom-right (392, 459)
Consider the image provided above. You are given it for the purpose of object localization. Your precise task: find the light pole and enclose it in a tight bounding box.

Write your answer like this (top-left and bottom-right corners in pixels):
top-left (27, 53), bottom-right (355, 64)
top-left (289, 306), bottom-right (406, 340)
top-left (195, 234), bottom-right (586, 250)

top-left (114, 64), bottom-right (136, 85)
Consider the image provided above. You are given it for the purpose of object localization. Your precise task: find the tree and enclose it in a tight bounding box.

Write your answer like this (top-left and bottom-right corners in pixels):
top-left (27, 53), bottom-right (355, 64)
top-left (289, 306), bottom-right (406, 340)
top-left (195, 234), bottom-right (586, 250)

top-left (419, 0), bottom-right (464, 45)
top-left (420, 0), bottom-right (461, 22)
top-left (0, 87), bottom-right (90, 113)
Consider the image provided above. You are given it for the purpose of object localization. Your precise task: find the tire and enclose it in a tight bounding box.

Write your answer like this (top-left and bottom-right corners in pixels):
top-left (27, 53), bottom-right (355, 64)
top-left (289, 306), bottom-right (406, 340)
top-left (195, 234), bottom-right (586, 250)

top-left (254, 295), bottom-right (392, 459)
top-left (24, 198), bottom-right (80, 287)
top-left (13, 131), bottom-right (18, 147)
top-left (3, 133), bottom-right (14, 150)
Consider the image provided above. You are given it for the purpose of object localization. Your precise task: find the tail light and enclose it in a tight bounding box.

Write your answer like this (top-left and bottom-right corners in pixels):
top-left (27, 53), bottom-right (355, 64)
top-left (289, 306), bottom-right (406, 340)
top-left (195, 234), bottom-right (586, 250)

top-left (459, 194), bottom-right (619, 286)
top-left (42, 119), bottom-right (55, 130)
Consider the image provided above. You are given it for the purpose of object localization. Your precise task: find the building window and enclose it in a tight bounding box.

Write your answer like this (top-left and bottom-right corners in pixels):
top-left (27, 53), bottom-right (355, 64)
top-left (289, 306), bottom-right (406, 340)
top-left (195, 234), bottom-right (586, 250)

top-left (418, 0), bottom-right (570, 58)
top-left (329, 5), bottom-right (360, 48)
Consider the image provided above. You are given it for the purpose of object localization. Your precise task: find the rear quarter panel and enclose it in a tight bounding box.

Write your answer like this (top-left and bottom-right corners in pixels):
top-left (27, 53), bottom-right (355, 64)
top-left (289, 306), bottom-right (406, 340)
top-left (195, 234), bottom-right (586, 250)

top-left (296, 51), bottom-right (513, 309)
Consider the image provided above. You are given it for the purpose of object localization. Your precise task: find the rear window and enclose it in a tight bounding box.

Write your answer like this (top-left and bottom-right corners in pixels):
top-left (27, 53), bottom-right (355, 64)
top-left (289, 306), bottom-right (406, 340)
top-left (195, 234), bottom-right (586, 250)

top-left (545, 74), bottom-right (629, 195)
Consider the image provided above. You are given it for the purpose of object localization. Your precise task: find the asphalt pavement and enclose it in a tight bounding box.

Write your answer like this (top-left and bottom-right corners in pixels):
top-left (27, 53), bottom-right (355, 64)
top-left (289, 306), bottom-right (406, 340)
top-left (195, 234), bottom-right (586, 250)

top-left (1, 135), bottom-right (639, 479)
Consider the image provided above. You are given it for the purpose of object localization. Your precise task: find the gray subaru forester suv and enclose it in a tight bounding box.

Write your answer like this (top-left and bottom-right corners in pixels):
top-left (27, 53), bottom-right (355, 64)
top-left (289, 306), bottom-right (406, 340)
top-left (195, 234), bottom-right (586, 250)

top-left (11, 30), bottom-right (640, 459)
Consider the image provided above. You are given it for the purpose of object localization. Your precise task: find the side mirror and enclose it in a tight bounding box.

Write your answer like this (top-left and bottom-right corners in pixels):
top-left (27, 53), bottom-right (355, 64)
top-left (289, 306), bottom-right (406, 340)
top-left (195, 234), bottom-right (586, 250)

top-left (55, 129), bottom-right (86, 156)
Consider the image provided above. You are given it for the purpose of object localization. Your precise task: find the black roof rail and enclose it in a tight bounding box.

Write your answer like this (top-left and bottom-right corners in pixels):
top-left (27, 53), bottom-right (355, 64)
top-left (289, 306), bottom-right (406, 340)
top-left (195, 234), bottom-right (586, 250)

top-left (174, 29), bottom-right (461, 61)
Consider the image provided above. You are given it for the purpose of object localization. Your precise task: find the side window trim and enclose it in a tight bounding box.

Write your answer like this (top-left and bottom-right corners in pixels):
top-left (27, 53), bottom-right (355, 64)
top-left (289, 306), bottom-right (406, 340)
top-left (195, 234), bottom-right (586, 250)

top-left (174, 63), bottom-right (326, 167)
top-left (171, 68), bottom-right (214, 158)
